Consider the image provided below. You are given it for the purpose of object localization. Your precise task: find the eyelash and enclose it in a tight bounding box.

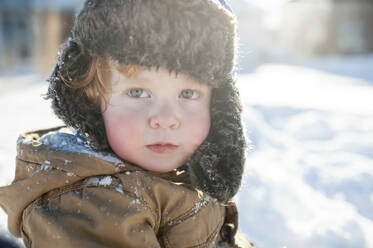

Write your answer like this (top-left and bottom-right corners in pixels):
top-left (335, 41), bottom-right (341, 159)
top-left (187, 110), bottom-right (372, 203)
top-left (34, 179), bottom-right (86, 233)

top-left (179, 89), bottom-right (200, 99)
top-left (126, 88), bottom-right (201, 99)
top-left (127, 88), bottom-right (149, 98)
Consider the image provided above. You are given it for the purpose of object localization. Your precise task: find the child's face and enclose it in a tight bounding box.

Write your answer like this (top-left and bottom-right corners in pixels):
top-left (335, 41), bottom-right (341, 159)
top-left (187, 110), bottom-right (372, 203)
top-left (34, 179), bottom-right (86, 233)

top-left (101, 66), bottom-right (211, 172)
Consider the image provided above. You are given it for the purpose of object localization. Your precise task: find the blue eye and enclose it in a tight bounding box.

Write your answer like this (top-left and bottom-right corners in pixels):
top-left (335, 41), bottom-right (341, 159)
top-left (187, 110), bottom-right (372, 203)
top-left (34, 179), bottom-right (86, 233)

top-left (127, 89), bottom-right (150, 98)
top-left (180, 89), bottom-right (199, 99)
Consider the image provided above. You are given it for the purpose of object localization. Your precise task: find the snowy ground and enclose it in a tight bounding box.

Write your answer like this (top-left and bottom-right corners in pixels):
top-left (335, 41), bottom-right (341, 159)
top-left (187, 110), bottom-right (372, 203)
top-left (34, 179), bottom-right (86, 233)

top-left (1, 55), bottom-right (372, 248)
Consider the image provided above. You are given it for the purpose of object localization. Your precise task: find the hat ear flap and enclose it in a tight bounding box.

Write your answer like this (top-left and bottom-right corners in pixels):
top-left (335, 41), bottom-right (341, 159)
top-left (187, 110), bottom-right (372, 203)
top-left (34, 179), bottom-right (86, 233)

top-left (187, 77), bottom-right (247, 202)
top-left (45, 38), bottom-right (109, 150)
top-left (55, 38), bottom-right (92, 82)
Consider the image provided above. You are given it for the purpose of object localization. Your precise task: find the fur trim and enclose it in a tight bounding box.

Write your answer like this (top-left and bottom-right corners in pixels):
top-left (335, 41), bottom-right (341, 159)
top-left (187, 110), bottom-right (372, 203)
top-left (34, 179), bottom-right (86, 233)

top-left (47, 40), bottom-right (109, 149)
top-left (73, 0), bottom-right (237, 87)
top-left (187, 78), bottom-right (247, 202)
top-left (46, 0), bottom-right (247, 202)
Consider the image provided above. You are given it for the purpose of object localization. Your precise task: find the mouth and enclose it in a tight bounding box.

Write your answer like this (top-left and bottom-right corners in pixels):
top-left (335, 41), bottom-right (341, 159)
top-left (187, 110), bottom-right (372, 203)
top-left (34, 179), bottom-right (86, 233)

top-left (146, 142), bottom-right (179, 154)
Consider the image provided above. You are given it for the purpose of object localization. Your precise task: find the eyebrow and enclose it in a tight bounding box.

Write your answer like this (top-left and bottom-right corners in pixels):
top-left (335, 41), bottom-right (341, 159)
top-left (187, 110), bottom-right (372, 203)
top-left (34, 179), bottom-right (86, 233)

top-left (125, 70), bottom-right (206, 88)
top-left (123, 76), bottom-right (150, 86)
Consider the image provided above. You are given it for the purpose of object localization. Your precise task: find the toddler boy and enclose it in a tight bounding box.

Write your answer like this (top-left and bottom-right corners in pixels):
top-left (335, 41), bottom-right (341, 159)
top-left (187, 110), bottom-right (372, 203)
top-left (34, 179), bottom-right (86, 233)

top-left (0, 0), bottom-right (248, 247)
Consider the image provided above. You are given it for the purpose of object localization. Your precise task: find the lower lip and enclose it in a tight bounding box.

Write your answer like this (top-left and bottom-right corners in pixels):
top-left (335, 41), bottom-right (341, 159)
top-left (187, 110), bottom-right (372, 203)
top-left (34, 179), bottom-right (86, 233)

top-left (146, 144), bottom-right (178, 154)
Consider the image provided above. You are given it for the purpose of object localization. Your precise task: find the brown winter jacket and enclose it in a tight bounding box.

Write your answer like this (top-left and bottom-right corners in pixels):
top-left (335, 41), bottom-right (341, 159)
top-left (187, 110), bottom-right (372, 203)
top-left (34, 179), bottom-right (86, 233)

top-left (0, 127), bottom-right (241, 248)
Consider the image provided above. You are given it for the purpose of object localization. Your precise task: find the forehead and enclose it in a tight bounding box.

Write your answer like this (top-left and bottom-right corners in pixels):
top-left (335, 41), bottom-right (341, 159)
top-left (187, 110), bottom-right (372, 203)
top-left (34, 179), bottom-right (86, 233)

top-left (135, 68), bottom-right (198, 85)
top-left (110, 64), bottom-right (207, 89)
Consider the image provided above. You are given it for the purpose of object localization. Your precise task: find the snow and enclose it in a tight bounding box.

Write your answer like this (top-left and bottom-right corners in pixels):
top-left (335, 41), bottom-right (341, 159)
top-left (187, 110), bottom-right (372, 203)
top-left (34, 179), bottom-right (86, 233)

top-left (40, 161), bottom-right (52, 171)
top-left (1, 55), bottom-right (373, 247)
top-left (235, 56), bottom-right (373, 248)
top-left (115, 184), bottom-right (124, 195)
top-left (39, 130), bottom-right (125, 166)
top-left (98, 176), bottom-right (113, 187)
top-left (86, 177), bottom-right (100, 186)
top-left (86, 176), bottom-right (113, 187)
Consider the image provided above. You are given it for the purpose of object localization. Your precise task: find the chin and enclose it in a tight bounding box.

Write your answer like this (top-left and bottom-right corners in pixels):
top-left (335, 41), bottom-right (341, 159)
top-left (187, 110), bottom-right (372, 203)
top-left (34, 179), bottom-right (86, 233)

top-left (139, 161), bottom-right (181, 173)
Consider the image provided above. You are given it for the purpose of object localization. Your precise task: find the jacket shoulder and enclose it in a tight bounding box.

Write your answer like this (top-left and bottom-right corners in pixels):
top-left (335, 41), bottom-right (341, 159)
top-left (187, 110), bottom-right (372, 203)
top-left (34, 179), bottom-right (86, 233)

top-left (22, 175), bottom-right (161, 248)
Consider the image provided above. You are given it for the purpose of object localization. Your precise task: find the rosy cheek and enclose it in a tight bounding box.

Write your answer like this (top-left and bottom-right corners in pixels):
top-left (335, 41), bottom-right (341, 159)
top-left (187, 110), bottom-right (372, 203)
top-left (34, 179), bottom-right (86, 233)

top-left (105, 115), bottom-right (142, 155)
top-left (105, 120), bottom-right (121, 148)
top-left (189, 114), bottom-right (211, 147)
top-left (199, 118), bottom-right (210, 142)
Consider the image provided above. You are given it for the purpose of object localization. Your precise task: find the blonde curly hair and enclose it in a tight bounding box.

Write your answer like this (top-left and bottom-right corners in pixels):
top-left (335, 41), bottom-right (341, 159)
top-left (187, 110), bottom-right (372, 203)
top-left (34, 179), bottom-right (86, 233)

top-left (59, 56), bottom-right (144, 112)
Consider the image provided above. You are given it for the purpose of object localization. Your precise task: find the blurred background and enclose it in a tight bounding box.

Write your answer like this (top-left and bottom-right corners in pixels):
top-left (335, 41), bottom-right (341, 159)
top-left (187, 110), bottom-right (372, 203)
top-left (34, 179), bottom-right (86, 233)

top-left (1, 0), bottom-right (373, 74)
top-left (0, 0), bottom-right (372, 247)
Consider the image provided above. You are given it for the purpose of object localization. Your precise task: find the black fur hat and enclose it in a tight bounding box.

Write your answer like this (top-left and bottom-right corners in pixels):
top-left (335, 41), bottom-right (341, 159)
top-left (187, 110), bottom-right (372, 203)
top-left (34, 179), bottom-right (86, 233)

top-left (46, 0), bottom-right (247, 203)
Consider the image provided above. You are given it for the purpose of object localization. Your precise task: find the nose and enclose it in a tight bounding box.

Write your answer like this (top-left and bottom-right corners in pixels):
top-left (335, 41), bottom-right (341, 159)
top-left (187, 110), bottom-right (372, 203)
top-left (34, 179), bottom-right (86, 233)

top-left (149, 103), bottom-right (180, 130)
